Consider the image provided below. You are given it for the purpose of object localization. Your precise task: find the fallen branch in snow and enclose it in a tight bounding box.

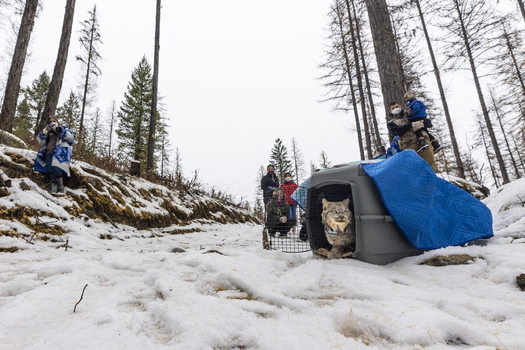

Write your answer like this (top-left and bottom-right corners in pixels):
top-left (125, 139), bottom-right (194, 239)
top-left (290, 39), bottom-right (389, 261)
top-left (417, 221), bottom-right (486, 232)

top-left (73, 284), bottom-right (88, 313)
top-left (517, 195), bottom-right (525, 207)
top-left (101, 212), bottom-right (119, 229)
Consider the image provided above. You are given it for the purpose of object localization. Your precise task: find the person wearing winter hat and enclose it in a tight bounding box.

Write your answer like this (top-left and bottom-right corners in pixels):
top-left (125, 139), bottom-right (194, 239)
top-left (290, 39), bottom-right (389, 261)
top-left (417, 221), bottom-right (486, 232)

top-left (34, 117), bottom-right (75, 194)
top-left (281, 172), bottom-right (298, 234)
top-left (387, 102), bottom-right (437, 171)
top-left (260, 164), bottom-right (279, 204)
top-left (403, 92), bottom-right (443, 154)
top-left (265, 187), bottom-right (293, 237)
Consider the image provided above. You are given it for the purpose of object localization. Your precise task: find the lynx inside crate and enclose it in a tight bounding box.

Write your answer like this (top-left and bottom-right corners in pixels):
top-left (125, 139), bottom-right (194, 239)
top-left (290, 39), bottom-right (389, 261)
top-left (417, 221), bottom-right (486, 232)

top-left (305, 162), bottom-right (424, 265)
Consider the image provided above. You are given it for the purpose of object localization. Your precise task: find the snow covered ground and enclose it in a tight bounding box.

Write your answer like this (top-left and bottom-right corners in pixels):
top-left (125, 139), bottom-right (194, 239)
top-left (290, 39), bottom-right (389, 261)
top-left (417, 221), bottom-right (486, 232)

top-left (1, 177), bottom-right (525, 349)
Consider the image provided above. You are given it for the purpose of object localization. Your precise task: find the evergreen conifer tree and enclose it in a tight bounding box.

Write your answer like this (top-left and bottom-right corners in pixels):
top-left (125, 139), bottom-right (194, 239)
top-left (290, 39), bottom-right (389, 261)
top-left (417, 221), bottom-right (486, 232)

top-left (269, 138), bottom-right (293, 182)
top-left (116, 56), bottom-right (164, 170)
top-left (21, 71), bottom-right (50, 136)
top-left (13, 97), bottom-right (32, 141)
top-left (56, 90), bottom-right (80, 133)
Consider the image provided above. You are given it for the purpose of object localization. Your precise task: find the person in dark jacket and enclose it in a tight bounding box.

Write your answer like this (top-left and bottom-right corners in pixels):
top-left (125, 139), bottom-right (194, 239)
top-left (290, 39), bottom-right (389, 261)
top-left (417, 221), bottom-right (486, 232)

top-left (260, 164), bottom-right (279, 204)
top-left (387, 102), bottom-right (437, 171)
top-left (403, 92), bottom-right (442, 154)
top-left (265, 188), bottom-right (293, 237)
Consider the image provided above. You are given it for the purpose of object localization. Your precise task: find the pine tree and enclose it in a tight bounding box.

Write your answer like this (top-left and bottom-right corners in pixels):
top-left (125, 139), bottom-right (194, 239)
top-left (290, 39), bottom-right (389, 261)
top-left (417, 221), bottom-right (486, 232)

top-left (268, 138), bottom-right (293, 182)
top-left (55, 90), bottom-right (80, 133)
top-left (22, 71), bottom-right (50, 136)
top-left (116, 56), bottom-right (153, 167)
top-left (13, 97), bottom-right (32, 141)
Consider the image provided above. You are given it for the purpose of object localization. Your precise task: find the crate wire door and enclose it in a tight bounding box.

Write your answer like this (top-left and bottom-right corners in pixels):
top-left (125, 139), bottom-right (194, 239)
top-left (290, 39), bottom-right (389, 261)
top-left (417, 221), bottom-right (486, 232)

top-left (262, 186), bottom-right (310, 253)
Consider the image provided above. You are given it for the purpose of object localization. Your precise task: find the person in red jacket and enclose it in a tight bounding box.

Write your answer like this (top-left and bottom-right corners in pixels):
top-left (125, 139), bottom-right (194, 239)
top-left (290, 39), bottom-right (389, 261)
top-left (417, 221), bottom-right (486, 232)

top-left (281, 172), bottom-right (298, 234)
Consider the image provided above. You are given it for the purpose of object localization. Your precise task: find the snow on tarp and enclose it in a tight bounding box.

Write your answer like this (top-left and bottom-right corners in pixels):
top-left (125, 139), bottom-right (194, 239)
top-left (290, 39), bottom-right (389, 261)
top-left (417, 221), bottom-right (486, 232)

top-left (362, 150), bottom-right (493, 250)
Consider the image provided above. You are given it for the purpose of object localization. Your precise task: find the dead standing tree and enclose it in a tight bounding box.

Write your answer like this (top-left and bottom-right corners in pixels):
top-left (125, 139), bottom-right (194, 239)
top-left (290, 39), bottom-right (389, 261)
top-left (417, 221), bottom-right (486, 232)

top-left (77, 4), bottom-right (102, 148)
top-left (349, 0), bottom-right (382, 145)
top-left (147, 0), bottom-right (161, 171)
top-left (437, 0), bottom-right (510, 184)
top-left (343, 0), bottom-right (373, 159)
top-left (0, 0), bottom-right (39, 132)
top-left (39, 0), bottom-right (76, 132)
top-left (412, 0), bottom-right (465, 179)
top-left (319, 2), bottom-right (365, 160)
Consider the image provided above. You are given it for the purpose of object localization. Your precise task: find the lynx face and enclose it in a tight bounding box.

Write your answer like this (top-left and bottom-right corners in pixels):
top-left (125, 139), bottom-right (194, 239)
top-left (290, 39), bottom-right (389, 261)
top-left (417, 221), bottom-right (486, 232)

top-left (322, 198), bottom-right (351, 234)
top-left (321, 198), bottom-right (355, 258)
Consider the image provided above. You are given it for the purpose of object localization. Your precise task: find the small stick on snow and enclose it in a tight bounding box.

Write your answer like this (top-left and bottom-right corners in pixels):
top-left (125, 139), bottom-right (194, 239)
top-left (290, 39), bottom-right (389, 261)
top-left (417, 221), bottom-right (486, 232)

top-left (73, 284), bottom-right (88, 313)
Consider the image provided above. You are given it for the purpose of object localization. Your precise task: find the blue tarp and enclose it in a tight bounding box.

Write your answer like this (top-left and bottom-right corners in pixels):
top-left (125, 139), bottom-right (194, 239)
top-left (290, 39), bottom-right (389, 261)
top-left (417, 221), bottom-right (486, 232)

top-left (362, 150), bottom-right (493, 249)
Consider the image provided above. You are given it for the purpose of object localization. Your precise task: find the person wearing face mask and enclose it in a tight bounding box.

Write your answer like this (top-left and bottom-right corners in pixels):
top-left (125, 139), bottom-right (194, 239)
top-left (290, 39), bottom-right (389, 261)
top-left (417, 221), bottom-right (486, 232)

top-left (281, 172), bottom-right (298, 234)
top-left (403, 92), bottom-right (443, 154)
top-left (387, 102), bottom-right (437, 171)
top-left (260, 164), bottom-right (279, 204)
top-left (265, 188), bottom-right (292, 237)
top-left (34, 117), bottom-right (75, 194)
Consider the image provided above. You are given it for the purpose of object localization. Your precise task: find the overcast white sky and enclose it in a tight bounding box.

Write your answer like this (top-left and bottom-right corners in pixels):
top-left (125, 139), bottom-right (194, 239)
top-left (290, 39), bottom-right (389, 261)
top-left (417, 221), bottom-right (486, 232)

top-left (0, 0), bottom-right (511, 203)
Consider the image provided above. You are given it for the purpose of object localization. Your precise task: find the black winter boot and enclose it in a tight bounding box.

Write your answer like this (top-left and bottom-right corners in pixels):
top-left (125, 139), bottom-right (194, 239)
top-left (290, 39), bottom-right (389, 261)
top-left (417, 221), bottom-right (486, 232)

top-left (431, 140), bottom-right (443, 154)
top-left (57, 177), bottom-right (65, 193)
top-left (416, 138), bottom-right (429, 153)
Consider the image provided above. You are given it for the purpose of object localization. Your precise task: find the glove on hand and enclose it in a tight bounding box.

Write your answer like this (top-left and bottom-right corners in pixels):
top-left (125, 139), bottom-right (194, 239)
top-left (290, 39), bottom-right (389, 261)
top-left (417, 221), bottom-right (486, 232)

top-left (280, 216), bottom-right (287, 223)
top-left (411, 120), bottom-right (424, 131)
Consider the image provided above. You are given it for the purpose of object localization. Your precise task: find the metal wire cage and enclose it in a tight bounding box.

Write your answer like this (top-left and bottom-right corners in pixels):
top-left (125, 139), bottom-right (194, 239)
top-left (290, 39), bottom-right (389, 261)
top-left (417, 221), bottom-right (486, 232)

top-left (262, 185), bottom-right (311, 253)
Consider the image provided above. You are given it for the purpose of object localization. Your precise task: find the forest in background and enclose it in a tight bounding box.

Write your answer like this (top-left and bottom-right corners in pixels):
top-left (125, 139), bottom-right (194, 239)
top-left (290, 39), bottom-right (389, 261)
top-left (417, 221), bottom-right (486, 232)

top-left (1, 0), bottom-right (525, 212)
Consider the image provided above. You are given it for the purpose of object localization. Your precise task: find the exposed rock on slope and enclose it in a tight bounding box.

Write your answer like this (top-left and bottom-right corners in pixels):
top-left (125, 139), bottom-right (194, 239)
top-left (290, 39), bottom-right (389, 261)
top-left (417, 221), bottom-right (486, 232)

top-left (0, 144), bottom-right (259, 238)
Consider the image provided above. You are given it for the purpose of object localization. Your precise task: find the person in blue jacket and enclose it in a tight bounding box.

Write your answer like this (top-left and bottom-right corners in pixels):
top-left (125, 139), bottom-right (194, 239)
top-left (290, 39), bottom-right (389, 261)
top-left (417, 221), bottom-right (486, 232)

top-left (34, 117), bottom-right (75, 194)
top-left (403, 92), bottom-right (442, 154)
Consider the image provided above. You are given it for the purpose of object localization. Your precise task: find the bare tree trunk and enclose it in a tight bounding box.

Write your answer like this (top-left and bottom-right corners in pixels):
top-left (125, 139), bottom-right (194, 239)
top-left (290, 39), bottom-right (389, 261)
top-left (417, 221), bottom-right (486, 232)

top-left (364, 0), bottom-right (405, 113)
top-left (452, 0), bottom-right (509, 184)
top-left (108, 100), bottom-right (116, 158)
top-left (344, 0), bottom-right (372, 159)
top-left (517, 0), bottom-right (525, 24)
top-left (511, 131), bottom-right (525, 173)
top-left (40, 0), bottom-right (76, 131)
top-left (147, 0), bottom-right (161, 170)
top-left (478, 119), bottom-right (499, 188)
top-left (490, 89), bottom-right (521, 178)
top-left (0, 0), bottom-right (39, 132)
top-left (350, 0), bottom-right (381, 145)
top-left (414, 0), bottom-right (465, 179)
top-left (78, 6), bottom-right (97, 147)
top-left (503, 26), bottom-right (525, 96)
top-left (335, 3), bottom-right (364, 160)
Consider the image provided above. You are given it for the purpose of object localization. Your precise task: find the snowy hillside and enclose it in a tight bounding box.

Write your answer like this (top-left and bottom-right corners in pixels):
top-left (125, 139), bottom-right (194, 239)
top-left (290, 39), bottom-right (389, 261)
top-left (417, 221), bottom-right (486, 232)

top-left (1, 143), bottom-right (525, 349)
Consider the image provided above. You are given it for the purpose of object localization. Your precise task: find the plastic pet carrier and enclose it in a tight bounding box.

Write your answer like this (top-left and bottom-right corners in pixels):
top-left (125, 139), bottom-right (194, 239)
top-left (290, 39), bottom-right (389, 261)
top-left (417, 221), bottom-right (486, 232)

top-left (305, 162), bottom-right (424, 265)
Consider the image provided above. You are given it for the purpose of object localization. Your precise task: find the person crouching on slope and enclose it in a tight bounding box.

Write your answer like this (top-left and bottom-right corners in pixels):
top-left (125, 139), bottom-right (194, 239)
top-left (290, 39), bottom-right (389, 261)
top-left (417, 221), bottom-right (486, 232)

top-left (34, 117), bottom-right (75, 194)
